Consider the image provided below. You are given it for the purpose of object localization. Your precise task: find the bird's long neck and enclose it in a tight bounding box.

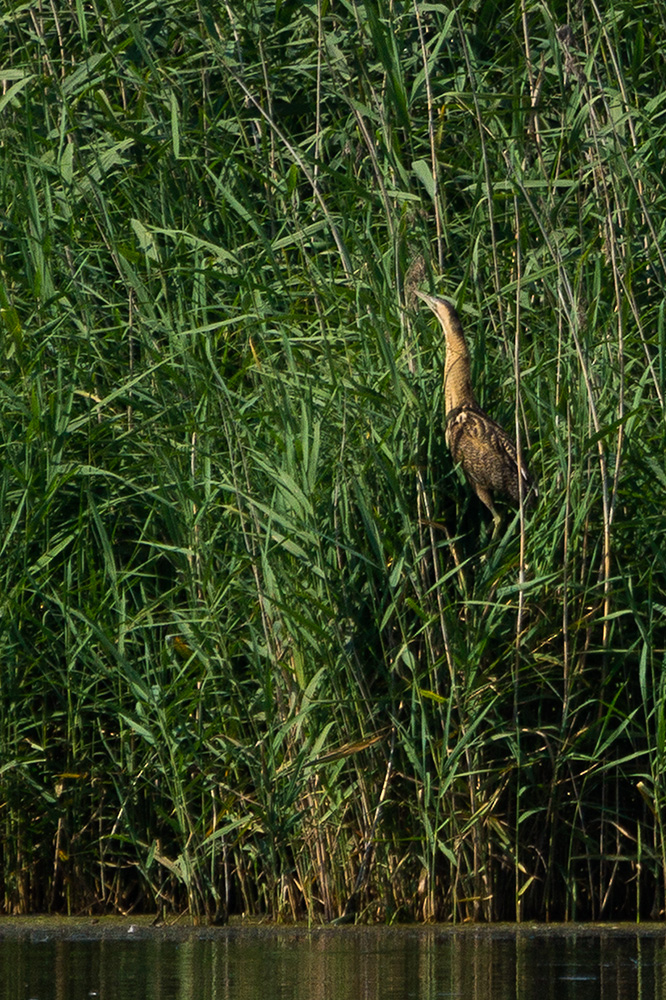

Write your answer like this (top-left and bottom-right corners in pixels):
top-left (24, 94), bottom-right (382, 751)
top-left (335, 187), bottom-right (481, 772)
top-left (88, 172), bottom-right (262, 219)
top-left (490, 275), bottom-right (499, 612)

top-left (441, 312), bottom-right (476, 415)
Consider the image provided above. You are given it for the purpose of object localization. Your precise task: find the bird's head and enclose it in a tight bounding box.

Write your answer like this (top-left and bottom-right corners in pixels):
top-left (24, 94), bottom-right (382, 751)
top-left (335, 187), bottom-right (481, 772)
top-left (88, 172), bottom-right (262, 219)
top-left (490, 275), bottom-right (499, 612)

top-left (415, 291), bottom-right (465, 340)
top-left (415, 290), bottom-right (452, 313)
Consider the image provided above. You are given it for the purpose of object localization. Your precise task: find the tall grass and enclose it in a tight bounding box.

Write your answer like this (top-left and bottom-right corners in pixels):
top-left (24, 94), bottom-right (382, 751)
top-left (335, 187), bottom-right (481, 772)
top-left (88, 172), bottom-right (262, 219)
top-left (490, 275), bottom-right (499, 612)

top-left (0, 0), bottom-right (665, 922)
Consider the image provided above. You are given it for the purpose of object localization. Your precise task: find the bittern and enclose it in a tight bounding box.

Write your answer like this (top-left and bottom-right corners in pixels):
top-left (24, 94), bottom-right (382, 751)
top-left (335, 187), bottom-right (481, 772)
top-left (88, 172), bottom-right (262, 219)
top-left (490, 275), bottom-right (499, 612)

top-left (416, 291), bottom-right (537, 527)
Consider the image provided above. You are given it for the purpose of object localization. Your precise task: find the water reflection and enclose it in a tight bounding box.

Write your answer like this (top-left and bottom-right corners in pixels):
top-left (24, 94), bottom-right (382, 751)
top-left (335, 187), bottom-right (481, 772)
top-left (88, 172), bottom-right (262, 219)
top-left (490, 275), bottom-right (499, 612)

top-left (0, 923), bottom-right (665, 1000)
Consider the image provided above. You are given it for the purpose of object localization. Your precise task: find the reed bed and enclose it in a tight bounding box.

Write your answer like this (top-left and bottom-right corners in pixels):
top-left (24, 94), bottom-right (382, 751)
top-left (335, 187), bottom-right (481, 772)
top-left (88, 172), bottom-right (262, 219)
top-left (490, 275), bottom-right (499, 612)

top-left (1, 0), bottom-right (665, 922)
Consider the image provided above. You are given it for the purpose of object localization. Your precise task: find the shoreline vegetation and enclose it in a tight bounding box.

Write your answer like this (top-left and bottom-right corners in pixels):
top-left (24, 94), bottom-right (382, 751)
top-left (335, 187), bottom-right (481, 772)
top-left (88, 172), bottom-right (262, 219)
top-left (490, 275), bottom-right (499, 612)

top-left (1, 0), bottom-right (665, 923)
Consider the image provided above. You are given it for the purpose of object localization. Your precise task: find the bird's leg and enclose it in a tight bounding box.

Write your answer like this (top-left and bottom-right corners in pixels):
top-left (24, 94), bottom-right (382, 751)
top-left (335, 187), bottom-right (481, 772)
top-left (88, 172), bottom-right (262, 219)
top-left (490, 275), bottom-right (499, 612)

top-left (473, 484), bottom-right (502, 536)
top-left (490, 510), bottom-right (503, 541)
top-left (473, 484), bottom-right (503, 541)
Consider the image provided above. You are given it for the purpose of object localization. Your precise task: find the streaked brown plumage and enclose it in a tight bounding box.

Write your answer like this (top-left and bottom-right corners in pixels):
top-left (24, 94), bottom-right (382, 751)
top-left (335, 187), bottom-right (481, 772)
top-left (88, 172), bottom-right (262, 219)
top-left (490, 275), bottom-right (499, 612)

top-left (416, 291), bottom-right (537, 524)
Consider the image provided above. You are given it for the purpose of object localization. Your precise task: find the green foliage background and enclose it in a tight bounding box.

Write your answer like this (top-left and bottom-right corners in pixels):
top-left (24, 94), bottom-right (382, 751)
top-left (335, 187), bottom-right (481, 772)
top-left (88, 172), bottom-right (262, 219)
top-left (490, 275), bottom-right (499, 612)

top-left (1, 0), bottom-right (665, 922)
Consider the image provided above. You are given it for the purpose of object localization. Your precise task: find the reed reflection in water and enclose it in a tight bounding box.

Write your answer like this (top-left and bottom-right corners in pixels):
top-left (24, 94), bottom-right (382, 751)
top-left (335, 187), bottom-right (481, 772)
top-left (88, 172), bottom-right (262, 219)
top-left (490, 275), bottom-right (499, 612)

top-left (0, 923), bottom-right (665, 1000)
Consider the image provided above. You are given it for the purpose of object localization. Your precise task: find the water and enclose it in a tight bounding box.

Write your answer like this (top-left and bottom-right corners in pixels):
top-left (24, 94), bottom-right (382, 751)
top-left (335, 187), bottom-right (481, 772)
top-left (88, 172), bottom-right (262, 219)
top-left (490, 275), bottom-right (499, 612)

top-left (0, 921), bottom-right (665, 1000)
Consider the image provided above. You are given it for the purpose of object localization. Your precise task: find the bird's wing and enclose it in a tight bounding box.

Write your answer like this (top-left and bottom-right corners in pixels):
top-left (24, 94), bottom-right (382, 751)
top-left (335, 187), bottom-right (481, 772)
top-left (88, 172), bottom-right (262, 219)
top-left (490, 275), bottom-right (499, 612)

top-left (446, 405), bottom-right (534, 501)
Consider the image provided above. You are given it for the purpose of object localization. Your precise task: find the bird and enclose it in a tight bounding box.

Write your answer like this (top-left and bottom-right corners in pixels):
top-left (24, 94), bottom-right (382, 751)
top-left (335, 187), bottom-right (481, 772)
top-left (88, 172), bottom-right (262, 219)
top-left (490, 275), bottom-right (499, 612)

top-left (416, 291), bottom-right (537, 528)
